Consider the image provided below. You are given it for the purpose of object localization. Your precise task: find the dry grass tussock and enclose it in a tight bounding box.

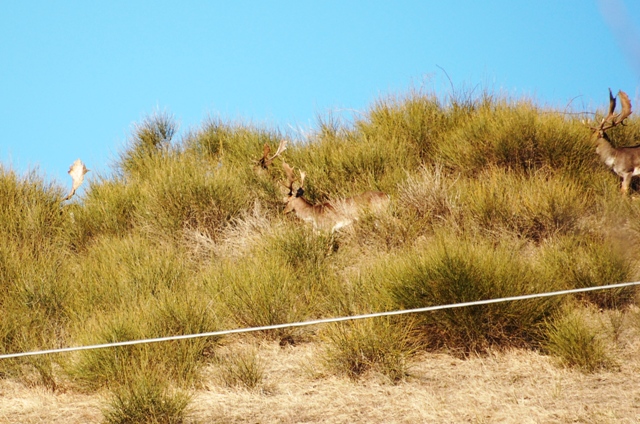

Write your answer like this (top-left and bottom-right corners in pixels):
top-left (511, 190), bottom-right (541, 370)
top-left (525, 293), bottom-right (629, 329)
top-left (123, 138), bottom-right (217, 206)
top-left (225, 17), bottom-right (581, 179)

top-left (3, 326), bottom-right (640, 423)
top-left (183, 199), bottom-right (277, 259)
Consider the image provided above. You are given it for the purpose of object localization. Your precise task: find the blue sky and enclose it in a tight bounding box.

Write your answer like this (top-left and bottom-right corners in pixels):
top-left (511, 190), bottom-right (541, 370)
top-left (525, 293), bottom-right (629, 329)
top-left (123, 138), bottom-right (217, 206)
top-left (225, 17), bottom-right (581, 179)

top-left (1, 1), bottom-right (639, 190)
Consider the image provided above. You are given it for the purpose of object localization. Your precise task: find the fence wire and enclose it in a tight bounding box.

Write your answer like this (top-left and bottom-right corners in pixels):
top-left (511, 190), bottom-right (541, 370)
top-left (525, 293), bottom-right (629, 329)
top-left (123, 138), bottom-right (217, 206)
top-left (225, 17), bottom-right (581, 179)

top-left (1, 281), bottom-right (639, 360)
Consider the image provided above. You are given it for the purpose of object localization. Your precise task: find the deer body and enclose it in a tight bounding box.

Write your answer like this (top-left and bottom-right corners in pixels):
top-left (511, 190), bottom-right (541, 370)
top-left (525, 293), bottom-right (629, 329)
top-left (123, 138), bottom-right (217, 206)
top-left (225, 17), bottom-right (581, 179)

top-left (284, 195), bottom-right (348, 231)
top-left (281, 162), bottom-right (389, 232)
top-left (596, 137), bottom-right (640, 187)
top-left (284, 190), bottom-right (390, 232)
top-left (595, 137), bottom-right (640, 193)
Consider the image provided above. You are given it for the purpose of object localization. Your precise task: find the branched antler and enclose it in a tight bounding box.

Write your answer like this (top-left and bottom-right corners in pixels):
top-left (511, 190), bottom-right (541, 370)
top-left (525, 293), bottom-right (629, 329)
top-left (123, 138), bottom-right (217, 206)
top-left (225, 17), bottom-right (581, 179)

top-left (586, 89), bottom-right (633, 133)
top-left (282, 161), bottom-right (296, 194)
top-left (256, 139), bottom-right (288, 169)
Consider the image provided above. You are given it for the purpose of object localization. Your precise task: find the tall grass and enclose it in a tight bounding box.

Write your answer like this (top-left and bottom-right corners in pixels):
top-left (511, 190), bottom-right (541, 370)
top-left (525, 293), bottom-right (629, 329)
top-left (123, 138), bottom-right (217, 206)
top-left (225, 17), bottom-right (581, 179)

top-left (2, 87), bottom-right (640, 421)
top-left (0, 167), bottom-right (74, 386)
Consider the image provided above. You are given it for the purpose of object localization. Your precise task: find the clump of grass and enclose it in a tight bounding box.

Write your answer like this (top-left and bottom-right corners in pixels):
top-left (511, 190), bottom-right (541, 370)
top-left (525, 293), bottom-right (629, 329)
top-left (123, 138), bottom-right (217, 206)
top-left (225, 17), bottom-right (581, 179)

top-left (544, 306), bottom-right (616, 372)
top-left (284, 113), bottom-right (409, 201)
top-left (460, 169), bottom-right (590, 242)
top-left (321, 317), bottom-right (417, 383)
top-left (206, 253), bottom-right (319, 339)
top-left (215, 346), bottom-right (265, 390)
top-left (70, 177), bottom-right (139, 249)
top-left (69, 237), bottom-right (219, 390)
top-left (0, 166), bottom-right (69, 249)
top-left (118, 111), bottom-right (176, 178)
top-left (265, 225), bottom-right (334, 278)
top-left (397, 164), bottom-right (460, 227)
top-left (541, 236), bottom-right (636, 309)
top-left (435, 98), bottom-right (593, 175)
top-left (70, 292), bottom-right (219, 390)
top-left (356, 90), bottom-right (446, 161)
top-left (381, 236), bottom-right (559, 354)
top-left (184, 118), bottom-right (284, 168)
top-left (103, 369), bottom-right (192, 424)
top-left (137, 154), bottom-right (252, 239)
top-left (72, 235), bottom-right (190, 311)
top-left (0, 168), bottom-right (76, 385)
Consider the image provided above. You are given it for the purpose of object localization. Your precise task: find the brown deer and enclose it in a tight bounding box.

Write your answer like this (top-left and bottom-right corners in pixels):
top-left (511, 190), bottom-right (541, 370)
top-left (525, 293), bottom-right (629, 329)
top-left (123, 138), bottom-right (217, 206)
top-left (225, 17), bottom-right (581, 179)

top-left (63, 159), bottom-right (90, 201)
top-left (585, 89), bottom-right (637, 193)
top-left (282, 161), bottom-right (390, 232)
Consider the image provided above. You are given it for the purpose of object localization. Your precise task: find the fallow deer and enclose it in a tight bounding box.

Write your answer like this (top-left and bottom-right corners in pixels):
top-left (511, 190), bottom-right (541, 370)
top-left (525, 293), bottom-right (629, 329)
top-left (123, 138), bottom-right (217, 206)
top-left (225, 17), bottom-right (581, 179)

top-left (63, 159), bottom-right (90, 201)
top-left (585, 89), bottom-right (637, 193)
top-left (282, 161), bottom-right (390, 232)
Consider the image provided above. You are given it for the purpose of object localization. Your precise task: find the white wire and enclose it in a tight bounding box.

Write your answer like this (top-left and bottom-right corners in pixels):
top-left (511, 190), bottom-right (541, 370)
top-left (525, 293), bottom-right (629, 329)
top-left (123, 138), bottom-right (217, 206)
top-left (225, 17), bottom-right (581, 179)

top-left (1, 281), bottom-right (639, 360)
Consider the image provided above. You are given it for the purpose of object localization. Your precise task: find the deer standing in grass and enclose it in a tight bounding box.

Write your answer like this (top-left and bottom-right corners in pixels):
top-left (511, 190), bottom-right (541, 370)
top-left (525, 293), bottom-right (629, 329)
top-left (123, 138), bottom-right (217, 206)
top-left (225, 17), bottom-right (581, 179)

top-left (585, 89), bottom-right (637, 194)
top-left (281, 161), bottom-right (390, 232)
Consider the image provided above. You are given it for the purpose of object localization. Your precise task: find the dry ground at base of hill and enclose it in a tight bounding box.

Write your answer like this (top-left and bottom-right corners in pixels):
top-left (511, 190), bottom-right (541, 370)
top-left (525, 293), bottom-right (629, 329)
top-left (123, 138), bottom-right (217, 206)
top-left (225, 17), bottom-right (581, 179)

top-left (1, 336), bottom-right (640, 424)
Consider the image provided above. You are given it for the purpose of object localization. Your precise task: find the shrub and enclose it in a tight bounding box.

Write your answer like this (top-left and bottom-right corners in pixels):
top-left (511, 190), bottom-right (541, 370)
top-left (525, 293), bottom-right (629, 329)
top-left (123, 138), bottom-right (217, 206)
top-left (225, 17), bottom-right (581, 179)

top-left (70, 291), bottom-right (219, 390)
top-left (396, 164), bottom-right (460, 226)
top-left (70, 177), bottom-right (138, 248)
top-left (118, 112), bottom-right (177, 178)
top-left (435, 98), bottom-right (593, 175)
top-left (357, 90), bottom-right (450, 162)
top-left (461, 169), bottom-right (590, 242)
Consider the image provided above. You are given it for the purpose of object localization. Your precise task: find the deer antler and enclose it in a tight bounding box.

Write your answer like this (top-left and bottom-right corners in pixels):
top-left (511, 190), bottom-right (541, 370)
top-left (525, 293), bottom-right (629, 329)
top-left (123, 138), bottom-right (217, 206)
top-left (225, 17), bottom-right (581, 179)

top-left (282, 161), bottom-right (296, 194)
top-left (614, 90), bottom-right (632, 125)
top-left (299, 171), bottom-right (306, 190)
top-left (594, 89), bottom-right (634, 133)
top-left (257, 139), bottom-right (288, 169)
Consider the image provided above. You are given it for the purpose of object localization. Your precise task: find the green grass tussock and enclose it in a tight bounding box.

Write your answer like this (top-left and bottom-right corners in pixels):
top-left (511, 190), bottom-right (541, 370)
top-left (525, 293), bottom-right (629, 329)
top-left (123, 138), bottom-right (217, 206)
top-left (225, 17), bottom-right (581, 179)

top-left (381, 236), bottom-right (560, 353)
top-left (215, 345), bottom-right (265, 390)
top-left (321, 317), bottom-right (418, 382)
top-left (544, 306), bottom-right (617, 372)
top-left (541, 236), bottom-right (636, 308)
top-left (103, 368), bottom-right (192, 424)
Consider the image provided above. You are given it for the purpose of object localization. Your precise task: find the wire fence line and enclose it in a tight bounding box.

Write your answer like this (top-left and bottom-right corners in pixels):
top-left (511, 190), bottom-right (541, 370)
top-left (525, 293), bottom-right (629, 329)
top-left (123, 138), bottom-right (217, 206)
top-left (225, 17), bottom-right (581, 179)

top-left (2, 281), bottom-right (640, 360)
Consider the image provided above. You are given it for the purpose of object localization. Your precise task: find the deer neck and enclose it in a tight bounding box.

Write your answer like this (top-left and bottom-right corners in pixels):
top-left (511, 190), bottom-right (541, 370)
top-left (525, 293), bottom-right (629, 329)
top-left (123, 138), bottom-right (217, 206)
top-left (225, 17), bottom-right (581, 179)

top-left (290, 196), bottom-right (320, 223)
top-left (595, 135), bottom-right (617, 168)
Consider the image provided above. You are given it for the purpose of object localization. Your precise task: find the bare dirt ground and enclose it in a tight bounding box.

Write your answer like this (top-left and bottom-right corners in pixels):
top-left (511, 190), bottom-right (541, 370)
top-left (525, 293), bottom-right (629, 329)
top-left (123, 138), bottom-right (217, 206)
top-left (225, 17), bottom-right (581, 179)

top-left (2, 333), bottom-right (640, 424)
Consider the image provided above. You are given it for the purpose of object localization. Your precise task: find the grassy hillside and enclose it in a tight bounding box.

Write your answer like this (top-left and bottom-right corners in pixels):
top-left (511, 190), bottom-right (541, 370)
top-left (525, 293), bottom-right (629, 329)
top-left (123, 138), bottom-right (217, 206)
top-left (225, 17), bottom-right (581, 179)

top-left (2, 89), bottom-right (640, 423)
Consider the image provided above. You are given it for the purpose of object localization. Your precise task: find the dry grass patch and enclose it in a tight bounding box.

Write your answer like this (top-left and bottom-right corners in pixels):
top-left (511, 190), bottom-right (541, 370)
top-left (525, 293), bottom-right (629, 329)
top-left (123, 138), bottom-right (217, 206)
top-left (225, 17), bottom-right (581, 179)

top-left (3, 331), bottom-right (640, 423)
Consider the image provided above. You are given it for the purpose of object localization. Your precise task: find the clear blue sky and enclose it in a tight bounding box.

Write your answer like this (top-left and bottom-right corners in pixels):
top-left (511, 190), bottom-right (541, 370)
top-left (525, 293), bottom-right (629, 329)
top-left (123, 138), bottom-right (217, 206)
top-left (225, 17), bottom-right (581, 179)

top-left (1, 1), bottom-right (639, 190)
